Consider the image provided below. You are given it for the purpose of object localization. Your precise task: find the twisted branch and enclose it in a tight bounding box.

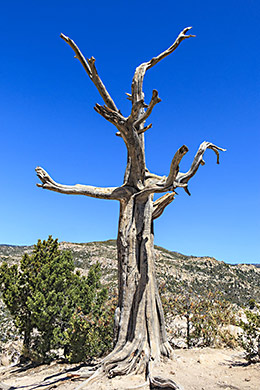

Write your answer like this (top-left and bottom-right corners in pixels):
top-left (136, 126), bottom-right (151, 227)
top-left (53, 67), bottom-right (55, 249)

top-left (146, 27), bottom-right (195, 71)
top-left (147, 141), bottom-right (225, 216)
top-left (60, 33), bottom-right (118, 112)
top-left (124, 26), bottom-right (195, 166)
top-left (35, 167), bottom-right (127, 200)
top-left (131, 27), bottom-right (195, 104)
top-left (136, 145), bottom-right (188, 200)
top-left (176, 141), bottom-right (226, 195)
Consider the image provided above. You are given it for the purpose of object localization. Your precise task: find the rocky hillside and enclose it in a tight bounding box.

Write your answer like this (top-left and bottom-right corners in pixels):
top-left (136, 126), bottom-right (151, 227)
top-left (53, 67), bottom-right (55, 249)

top-left (0, 240), bottom-right (259, 307)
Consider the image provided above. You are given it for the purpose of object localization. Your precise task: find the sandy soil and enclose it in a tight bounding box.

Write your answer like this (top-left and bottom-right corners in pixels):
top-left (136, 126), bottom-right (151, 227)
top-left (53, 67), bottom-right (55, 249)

top-left (0, 348), bottom-right (259, 390)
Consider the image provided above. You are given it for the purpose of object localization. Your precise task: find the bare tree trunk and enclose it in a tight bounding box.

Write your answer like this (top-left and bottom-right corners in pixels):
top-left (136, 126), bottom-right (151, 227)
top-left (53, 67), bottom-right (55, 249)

top-left (104, 196), bottom-right (172, 376)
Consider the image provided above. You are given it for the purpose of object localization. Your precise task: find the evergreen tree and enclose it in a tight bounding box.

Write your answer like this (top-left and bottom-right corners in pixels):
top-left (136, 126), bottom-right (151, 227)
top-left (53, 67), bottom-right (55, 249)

top-left (0, 236), bottom-right (112, 363)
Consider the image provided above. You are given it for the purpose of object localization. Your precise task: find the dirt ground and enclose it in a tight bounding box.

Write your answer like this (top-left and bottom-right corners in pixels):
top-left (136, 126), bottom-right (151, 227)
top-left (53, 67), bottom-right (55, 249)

top-left (0, 348), bottom-right (259, 390)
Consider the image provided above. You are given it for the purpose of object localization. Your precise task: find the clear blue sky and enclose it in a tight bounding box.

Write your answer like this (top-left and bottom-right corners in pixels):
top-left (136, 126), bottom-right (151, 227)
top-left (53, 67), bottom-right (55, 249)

top-left (0, 0), bottom-right (259, 264)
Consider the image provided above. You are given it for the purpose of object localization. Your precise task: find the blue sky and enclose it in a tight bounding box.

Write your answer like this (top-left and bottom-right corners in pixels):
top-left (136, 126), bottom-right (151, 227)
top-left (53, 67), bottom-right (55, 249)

top-left (0, 0), bottom-right (259, 264)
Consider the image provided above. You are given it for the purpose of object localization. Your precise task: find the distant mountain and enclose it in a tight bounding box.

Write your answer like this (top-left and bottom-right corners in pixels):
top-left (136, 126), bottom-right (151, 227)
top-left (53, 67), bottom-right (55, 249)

top-left (0, 240), bottom-right (259, 307)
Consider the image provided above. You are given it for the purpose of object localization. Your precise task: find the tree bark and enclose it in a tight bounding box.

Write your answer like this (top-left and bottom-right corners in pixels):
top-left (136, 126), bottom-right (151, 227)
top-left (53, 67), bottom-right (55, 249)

top-left (102, 195), bottom-right (172, 376)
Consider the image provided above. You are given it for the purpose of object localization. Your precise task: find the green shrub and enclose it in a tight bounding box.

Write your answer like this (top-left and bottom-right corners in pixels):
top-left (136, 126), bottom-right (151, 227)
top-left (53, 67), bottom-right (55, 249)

top-left (0, 236), bottom-right (113, 363)
top-left (239, 303), bottom-right (260, 362)
top-left (65, 296), bottom-right (116, 363)
top-left (161, 285), bottom-right (235, 348)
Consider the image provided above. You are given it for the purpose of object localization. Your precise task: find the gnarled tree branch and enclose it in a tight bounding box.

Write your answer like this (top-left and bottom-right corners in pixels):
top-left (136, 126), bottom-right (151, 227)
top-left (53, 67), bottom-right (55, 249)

top-left (133, 90), bottom-right (161, 128)
top-left (117, 26), bottom-right (195, 184)
top-left (146, 27), bottom-right (195, 71)
top-left (140, 141), bottom-right (225, 207)
top-left (175, 141), bottom-right (226, 195)
top-left (122, 27), bottom-right (195, 185)
top-left (35, 167), bottom-right (128, 200)
top-left (60, 33), bottom-right (146, 188)
top-left (165, 145), bottom-right (189, 187)
top-left (94, 104), bottom-right (126, 128)
top-left (136, 145), bottom-right (189, 200)
top-left (60, 33), bottom-right (118, 112)
top-left (131, 27), bottom-right (195, 104)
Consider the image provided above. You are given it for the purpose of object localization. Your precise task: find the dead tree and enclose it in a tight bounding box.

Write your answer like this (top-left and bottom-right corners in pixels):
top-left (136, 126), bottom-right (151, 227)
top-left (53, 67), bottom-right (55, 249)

top-left (36, 27), bottom-right (225, 389)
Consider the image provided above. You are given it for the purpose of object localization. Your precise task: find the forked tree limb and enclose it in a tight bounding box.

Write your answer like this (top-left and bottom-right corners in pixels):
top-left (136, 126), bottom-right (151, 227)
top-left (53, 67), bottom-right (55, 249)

top-left (146, 142), bottom-right (225, 216)
top-left (60, 33), bottom-right (118, 112)
top-left (146, 141), bottom-right (225, 193)
top-left (136, 145), bottom-right (189, 199)
top-left (60, 32), bottom-right (146, 187)
top-left (94, 104), bottom-right (126, 128)
top-left (35, 167), bottom-right (128, 200)
top-left (176, 141), bottom-right (226, 194)
top-left (125, 28), bottom-right (194, 185)
top-left (133, 90), bottom-right (161, 128)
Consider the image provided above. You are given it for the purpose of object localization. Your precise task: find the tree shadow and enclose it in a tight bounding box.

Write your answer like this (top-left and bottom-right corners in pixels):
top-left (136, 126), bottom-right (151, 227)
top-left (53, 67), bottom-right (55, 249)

top-left (0, 361), bottom-right (90, 390)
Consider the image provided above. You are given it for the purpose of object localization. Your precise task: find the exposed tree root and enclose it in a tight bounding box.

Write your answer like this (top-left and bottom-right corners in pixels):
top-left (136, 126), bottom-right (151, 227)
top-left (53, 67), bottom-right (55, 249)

top-left (70, 348), bottom-right (182, 390)
top-left (68, 365), bottom-right (98, 379)
top-left (149, 376), bottom-right (183, 390)
top-left (148, 360), bottom-right (183, 390)
top-left (74, 367), bottom-right (104, 390)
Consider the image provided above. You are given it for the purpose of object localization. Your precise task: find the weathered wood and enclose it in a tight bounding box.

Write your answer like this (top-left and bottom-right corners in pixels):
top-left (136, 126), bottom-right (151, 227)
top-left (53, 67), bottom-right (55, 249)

top-left (133, 90), bottom-right (161, 128)
top-left (60, 33), bottom-right (118, 112)
top-left (175, 141), bottom-right (226, 195)
top-left (131, 27), bottom-right (195, 106)
top-left (36, 27), bottom-right (225, 389)
top-left (152, 193), bottom-right (175, 220)
top-left (36, 167), bottom-right (129, 200)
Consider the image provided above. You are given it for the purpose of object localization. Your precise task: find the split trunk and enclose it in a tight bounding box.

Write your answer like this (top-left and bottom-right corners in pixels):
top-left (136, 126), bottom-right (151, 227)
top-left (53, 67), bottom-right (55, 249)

top-left (104, 195), bottom-right (172, 375)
